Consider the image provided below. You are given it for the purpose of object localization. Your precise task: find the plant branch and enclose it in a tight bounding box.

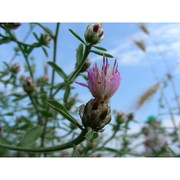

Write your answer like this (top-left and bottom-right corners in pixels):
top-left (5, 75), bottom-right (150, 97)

top-left (0, 129), bottom-right (87, 153)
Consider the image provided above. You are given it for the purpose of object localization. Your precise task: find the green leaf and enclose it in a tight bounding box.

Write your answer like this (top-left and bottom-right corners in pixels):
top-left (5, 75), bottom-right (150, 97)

top-left (48, 62), bottom-right (67, 80)
top-left (69, 29), bottom-right (85, 44)
top-left (12, 94), bottom-right (27, 102)
top-left (42, 47), bottom-right (48, 57)
top-left (17, 126), bottom-right (42, 147)
top-left (102, 147), bottom-right (120, 154)
top-left (46, 100), bottom-right (82, 129)
top-left (76, 43), bottom-right (84, 65)
top-left (3, 61), bottom-right (10, 69)
top-left (93, 45), bottom-right (107, 51)
top-left (90, 50), bottom-right (114, 58)
top-left (85, 127), bottom-right (99, 141)
top-left (32, 32), bottom-right (39, 41)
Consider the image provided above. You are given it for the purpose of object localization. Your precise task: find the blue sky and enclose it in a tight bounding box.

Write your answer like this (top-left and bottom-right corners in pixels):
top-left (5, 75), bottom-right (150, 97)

top-left (1, 23), bottom-right (180, 125)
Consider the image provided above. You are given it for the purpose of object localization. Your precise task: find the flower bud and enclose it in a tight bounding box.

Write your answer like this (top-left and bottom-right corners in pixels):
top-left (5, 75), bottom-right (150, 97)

top-left (80, 58), bottom-right (91, 73)
top-left (10, 62), bottom-right (20, 74)
top-left (84, 23), bottom-right (104, 44)
top-left (115, 112), bottom-right (125, 124)
top-left (127, 112), bottom-right (134, 121)
top-left (80, 99), bottom-right (111, 131)
top-left (6, 23), bottom-right (21, 29)
top-left (65, 95), bottom-right (77, 111)
top-left (42, 34), bottom-right (52, 45)
top-left (23, 77), bottom-right (35, 94)
top-left (37, 75), bottom-right (49, 83)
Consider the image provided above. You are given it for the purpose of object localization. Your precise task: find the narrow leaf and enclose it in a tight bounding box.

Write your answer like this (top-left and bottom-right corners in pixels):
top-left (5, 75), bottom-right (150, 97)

top-left (33, 23), bottom-right (54, 37)
top-left (76, 43), bottom-right (84, 65)
top-left (46, 100), bottom-right (82, 129)
top-left (18, 126), bottom-right (42, 147)
top-left (42, 47), bottom-right (49, 57)
top-left (69, 29), bottom-right (85, 44)
top-left (90, 50), bottom-right (114, 58)
top-left (12, 94), bottom-right (27, 102)
top-left (48, 62), bottom-right (67, 80)
top-left (32, 32), bottom-right (39, 41)
top-left (93, 45), bottom-right (107, 51)
top-left (3, 61), bottom-right (10, 68)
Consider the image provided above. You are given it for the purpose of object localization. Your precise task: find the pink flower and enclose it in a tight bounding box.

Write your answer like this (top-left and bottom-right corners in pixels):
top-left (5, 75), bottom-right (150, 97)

top-left (76, 57), bottom-right (120, 101)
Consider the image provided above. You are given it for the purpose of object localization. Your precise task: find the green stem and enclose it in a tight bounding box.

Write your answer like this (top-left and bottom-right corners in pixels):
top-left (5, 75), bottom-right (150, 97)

top-left (49, 23), bottom-right (60, 98)
top-left (0, 129), bottom-right (87, 153)
top-left (40, 23), bottom-right (60, 148)
top-left (29, 94), bottom-right (41, 120)
top-left (18, 43), bottom-right (34, 80)
top-left (10, 24), bottom-right (36, 64)
top-left (0, 33), bottom-right (41, 48)
top-left (67, 44), bottom-right (92, 83)
top-left (52, 44), bottom-right (92, 97)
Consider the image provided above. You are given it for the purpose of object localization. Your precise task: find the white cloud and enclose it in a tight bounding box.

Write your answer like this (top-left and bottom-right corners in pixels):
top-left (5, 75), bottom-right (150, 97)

top-left (105, 23), bottom-right (180, 74)
top-left (119, 50), bottom-right (143, 65)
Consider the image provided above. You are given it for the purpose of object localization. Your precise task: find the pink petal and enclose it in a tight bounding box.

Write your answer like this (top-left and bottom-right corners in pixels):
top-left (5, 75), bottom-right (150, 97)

top-left (75, 81), bottom-right (88, 88)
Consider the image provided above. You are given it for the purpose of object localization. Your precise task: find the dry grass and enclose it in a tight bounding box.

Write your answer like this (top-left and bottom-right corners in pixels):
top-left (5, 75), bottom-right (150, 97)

top-left (133, 82), bottom-right (160, 110)
top-left (138, 23), bottom-right (150, 36)
top-left (134, 40), bottom-right (146, 52)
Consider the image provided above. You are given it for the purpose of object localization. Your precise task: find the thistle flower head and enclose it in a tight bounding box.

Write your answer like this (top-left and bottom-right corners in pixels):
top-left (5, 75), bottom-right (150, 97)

top-left (76, 57), bottom-right (120, 102)
top-left (79, 99), bottom-right (111, 131)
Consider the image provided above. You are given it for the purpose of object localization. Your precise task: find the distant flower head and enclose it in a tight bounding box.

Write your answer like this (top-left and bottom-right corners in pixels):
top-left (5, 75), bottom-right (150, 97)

top-left (2, 23), bottom-right (21, 29)
top-left (10, 62), bottom-right (20, 74)
top-left (84, 23), bottom-right (104, 44)
top-left (76, 57), bottom-right (120, 101)
top-left (23, 77), bottom-right (36, 94)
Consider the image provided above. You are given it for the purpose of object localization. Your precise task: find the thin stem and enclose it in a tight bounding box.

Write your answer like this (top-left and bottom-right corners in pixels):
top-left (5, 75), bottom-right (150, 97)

top-left (144, 53), bottom-right (179, 142)
top-left (29, 94), bottom-right (41, 120)
top-left (52, 44), bottom-right (92, 97)
top-left (0, 129), bottom-right (87, 153)
top-left (40, 23), bottom-right (60, 149)
top-left (67, 44), bottom-right (92, 83)
top-left (101, 129), bottom-right (118, 148)
top-left (163, 94), bottom-right (179, 138)
top-left (10, 24), bottom-right (36, 64)
top-left (49, 23), bottom-right (60, 98)
top-left (145, 53), bottom-right (160, 81)
top-left (151, 40), bottom-right (180, 112)
top-left (18, 43), bottom-right (34, 80)
top-left (168, 78), bottom-right (180, 112)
